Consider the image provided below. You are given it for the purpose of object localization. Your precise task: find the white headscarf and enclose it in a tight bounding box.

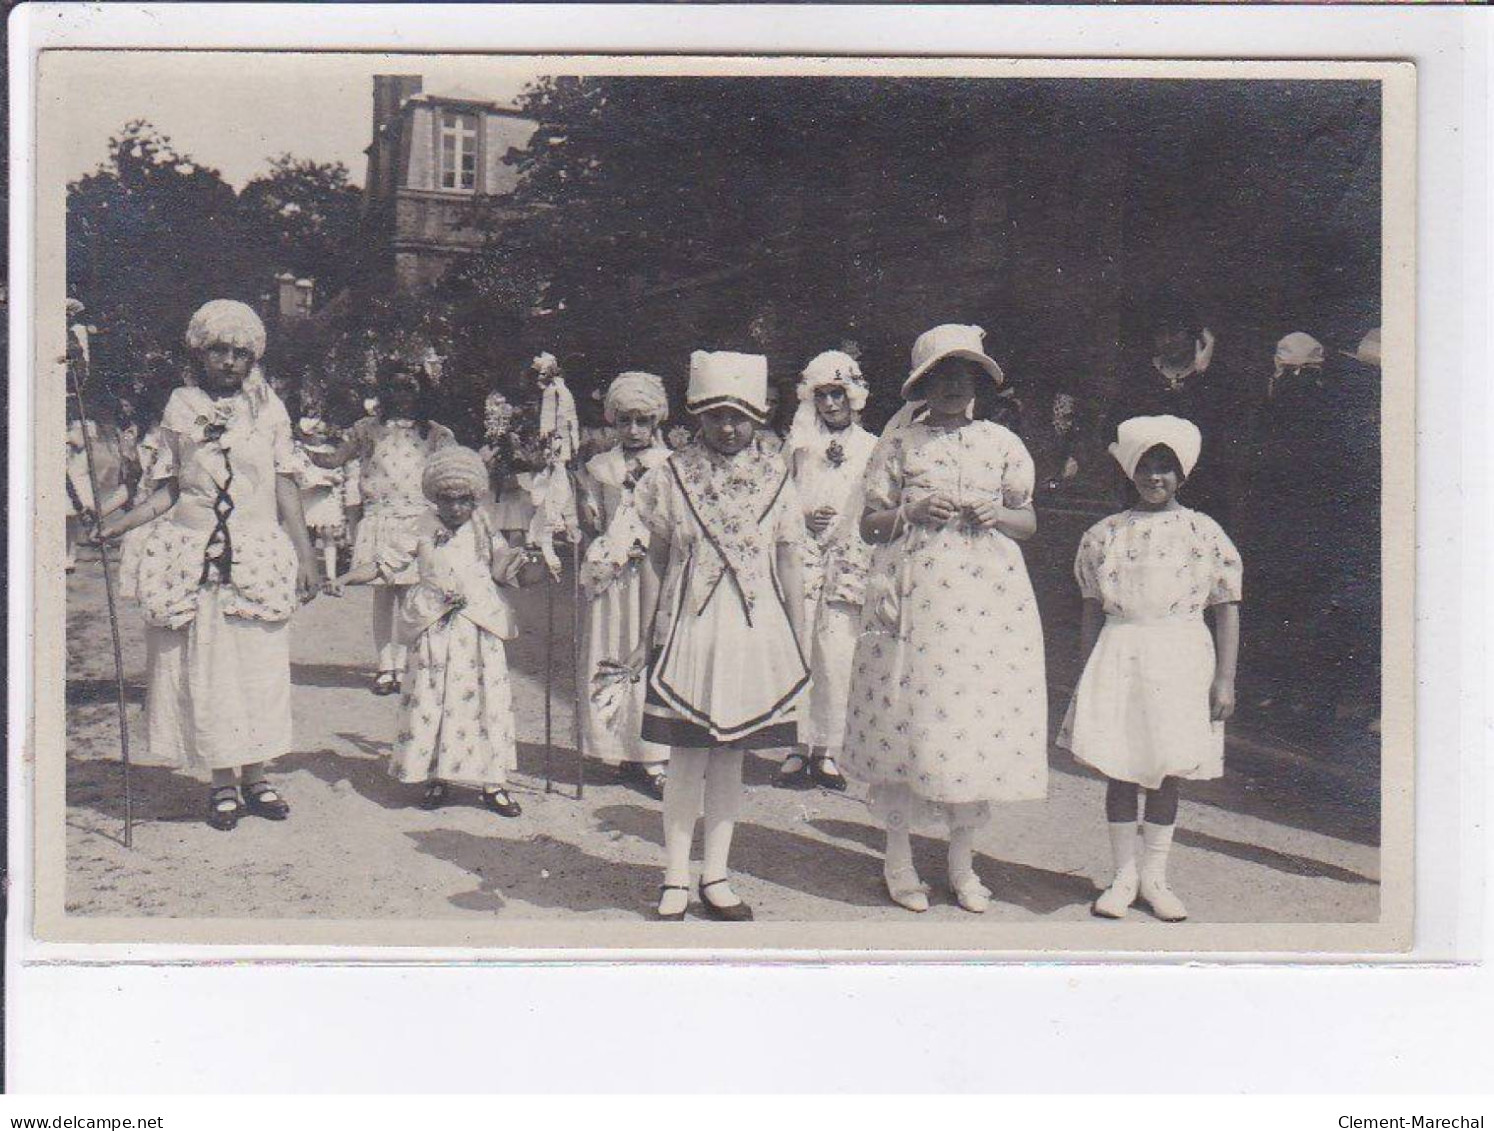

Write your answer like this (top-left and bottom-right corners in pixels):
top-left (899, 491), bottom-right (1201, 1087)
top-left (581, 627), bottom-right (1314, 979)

top-left (788, 349), bottom-right (869, 454)
top-left (1271, 331), bottom-right (1325, 397)
top-left (603, 371), bottom-right (670, 425)
top-left (182, 299), bottom-right (273, 413)
top-left (1109, 415), bottom-right (1202, 480)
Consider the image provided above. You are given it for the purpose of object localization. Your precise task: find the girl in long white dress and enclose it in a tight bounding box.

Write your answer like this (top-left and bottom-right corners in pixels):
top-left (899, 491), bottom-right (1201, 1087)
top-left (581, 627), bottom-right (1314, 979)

top-left (629, 351), bottom-right (809, 921)
top-left (845, 324), bottom-right (1048, 914)
top-left (97, 300), bottom-right (322, 831)
top-left (576, 372), bottom-right (673, 797)
top-left (778, 349), bottom-right (878, 792)
top-left (1058, 415), bottom-right (1242, 922)
top-left (312, 363), bottom-right (455, 695)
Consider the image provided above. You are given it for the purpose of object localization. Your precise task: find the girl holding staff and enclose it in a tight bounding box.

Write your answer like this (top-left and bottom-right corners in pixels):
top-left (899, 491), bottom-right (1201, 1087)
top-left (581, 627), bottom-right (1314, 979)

top-left (97, 300), bottom-right (322, 831)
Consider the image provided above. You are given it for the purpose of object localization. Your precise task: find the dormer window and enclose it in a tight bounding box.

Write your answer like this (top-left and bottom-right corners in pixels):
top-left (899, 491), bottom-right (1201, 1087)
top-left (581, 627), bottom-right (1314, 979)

top-left (439, 110), bottom-right (478, 191)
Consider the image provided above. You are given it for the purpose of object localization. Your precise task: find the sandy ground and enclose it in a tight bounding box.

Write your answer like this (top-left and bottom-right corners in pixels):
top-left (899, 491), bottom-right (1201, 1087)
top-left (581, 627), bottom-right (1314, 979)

top-left (62, 549), bottom-right (1380, 925)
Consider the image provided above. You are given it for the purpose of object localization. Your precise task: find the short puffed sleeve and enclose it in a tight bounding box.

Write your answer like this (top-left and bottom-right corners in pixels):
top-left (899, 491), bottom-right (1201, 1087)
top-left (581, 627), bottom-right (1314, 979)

top-left (632, 461), bottom-right (675, 538)
top-left (1204, 520), bottom-right (1244, 606)
top-left (1074, 521), bottom-right (1108, 601)
top-left (861, 436), bottom-right (904, 512)
top-left (1000, 430), bottom-right (1037, 510)
top-left (150, 388), bottom-right (198, 482)
top-left (148, 429), bottom-right (179, 482)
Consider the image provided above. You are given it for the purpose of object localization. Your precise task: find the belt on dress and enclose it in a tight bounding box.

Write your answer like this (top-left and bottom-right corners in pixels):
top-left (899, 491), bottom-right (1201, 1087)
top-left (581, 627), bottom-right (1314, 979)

top-left (1104, 614), bottom-right (1202, 628)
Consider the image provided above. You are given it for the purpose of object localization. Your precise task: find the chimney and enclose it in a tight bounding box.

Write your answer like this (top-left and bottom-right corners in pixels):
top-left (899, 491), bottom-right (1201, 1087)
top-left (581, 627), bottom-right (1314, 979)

top-left (372, 74), bottom-right (423, 133)
top-left (367, 75), bottom-right (423, 206)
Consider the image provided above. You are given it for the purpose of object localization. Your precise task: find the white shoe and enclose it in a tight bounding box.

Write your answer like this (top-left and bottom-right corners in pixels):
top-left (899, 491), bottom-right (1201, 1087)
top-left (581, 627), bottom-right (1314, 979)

top-left (1092, 865), bottom-right (1139, 919)
top-left (884, 864), bottom-right (931, 913)
top-left (1139, 876), bottom-right (1188, 922)
top-left (950, 871), bottom-right (991, 914)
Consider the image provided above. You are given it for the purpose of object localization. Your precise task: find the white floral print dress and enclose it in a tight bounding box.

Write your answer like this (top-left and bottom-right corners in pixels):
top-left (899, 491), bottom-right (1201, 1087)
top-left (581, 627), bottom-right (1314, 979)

top-left (842, 420), bottom-right (1048, 820)
top-left (389, 506), bottom-right (523, 788)
top-left (1058, 507), bottom-right (1243, 789)
top-left (347, 418), bottom-right (455, 585)
top-left (133, 383), bottom-right (302, 772)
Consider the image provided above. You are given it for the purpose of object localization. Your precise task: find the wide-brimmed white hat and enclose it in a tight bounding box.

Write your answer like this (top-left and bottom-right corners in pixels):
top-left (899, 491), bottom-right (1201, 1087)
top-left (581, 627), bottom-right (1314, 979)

top-left (687, 350), bottom-right (770, 422)
top-left (901, 324), bottom-right (1005, 400)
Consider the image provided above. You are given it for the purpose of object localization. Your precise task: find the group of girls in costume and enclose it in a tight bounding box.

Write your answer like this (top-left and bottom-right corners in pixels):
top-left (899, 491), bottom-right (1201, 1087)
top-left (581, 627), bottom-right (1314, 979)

top-left (93, 302), bottom-right (1242, 926)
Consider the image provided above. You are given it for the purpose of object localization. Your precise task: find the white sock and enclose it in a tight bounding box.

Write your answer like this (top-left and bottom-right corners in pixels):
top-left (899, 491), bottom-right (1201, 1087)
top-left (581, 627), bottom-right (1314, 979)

top-left (1140, 822), bottom-right (1176, 886)
top-left (885, 827), bottom-right (915, 877)
top-left (1108, 822), bottom-right (1139, 882)
top-left (948, 826), bottom-right (977, 880)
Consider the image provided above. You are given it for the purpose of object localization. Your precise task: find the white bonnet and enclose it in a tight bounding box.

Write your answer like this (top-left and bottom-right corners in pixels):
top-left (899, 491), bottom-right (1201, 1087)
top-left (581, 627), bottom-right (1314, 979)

top-left (797, 350), bottom-right (869, 412)
top-left (184, 299), bottom-right (267, 361)
top-left (1109, 415), bottom-right (1203, 479)
top-left (604, 371), bottom-right (670, 424)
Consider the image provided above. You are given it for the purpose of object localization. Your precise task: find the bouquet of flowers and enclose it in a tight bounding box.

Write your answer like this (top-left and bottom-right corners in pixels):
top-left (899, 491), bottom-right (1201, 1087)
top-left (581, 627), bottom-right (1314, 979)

top-left (484, 392), bottom-right (515, 444)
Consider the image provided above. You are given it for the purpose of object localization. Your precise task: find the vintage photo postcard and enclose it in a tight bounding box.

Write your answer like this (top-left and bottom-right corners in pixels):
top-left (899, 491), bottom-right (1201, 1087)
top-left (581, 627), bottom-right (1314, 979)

top-left (23, 51), bottom-right (1415, 954)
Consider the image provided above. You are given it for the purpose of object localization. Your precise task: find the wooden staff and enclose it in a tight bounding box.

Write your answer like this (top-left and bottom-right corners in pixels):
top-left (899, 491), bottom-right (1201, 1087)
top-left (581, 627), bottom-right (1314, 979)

top-left (543, 553), bottom-right (556, 794)
top-left (572, 531), bottom-right (586, 800)
top-left (66, 347), bottom-right (134, 848)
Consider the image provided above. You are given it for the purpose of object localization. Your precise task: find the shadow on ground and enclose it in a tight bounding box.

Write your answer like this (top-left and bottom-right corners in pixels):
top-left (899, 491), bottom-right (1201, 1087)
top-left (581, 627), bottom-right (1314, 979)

top-left (408, 827), bottom-right (660, 916)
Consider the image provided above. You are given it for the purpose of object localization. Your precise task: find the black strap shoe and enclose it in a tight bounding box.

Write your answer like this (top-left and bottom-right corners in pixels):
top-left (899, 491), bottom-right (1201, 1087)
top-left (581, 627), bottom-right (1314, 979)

top-left (482, 788), bottom-right (522, 818)
top-left (699, 877), bottom-right (754, 922)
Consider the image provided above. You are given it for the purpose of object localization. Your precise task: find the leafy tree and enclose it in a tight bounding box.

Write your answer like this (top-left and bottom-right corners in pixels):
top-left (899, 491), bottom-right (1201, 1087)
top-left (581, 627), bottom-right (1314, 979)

top-left (238, 154), bottom-right (366, 300)
top-left (67, 121), bottom-right (250, 405)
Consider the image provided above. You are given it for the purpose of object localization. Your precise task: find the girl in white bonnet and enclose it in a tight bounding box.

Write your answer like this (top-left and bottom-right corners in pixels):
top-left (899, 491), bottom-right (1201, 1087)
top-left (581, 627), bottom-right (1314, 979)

top-left (576, 370), bottom-right (674, 797)
top-left (1058, 415), bottom-right (1242, 921)
top-left (629, 350), bottom-right (809, 921)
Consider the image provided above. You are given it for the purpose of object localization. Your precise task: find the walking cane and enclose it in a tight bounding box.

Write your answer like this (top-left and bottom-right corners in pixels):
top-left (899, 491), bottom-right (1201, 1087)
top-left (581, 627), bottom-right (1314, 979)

top-left (66, 354), bottom-right (134, 848)
top-left (572, 530), bottom-right (586, 800)
top-left (543, 560), bottom-right (555, 795)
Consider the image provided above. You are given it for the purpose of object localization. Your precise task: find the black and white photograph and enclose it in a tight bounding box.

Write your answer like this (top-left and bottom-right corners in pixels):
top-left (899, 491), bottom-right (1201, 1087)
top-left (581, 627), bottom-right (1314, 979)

top-left (29, 51), bottom-right (1413, 951)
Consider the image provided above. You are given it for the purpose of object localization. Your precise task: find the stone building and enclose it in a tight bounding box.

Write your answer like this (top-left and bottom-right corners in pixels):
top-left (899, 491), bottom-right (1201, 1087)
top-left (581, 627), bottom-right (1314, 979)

top-left (363, 74), bottom-right (537, 292)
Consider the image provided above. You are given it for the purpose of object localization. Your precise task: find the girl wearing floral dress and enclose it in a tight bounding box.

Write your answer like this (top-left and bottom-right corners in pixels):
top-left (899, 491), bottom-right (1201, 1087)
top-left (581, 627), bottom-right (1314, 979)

top-left (376, 446), bottom-right (541, 816)
top-left (97, 300), bottom-right (321, 831)
top-left (312, 362), bottom-right (455, 695)
top-left (845, 324), bottom-right (1048, 914)
top-left (576, 371), bottom-right (674, 798)
top-left (629, 351), bottom-right (809, 921)
top-left (1058, 415), bottom-right (1242, 922)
